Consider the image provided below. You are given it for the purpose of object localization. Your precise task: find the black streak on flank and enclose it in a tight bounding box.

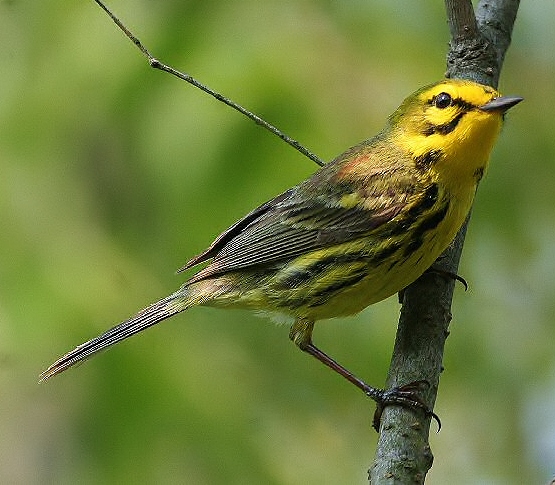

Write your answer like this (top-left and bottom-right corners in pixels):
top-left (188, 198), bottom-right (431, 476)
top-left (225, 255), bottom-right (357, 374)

top-left (308, 272), bottom-right (368, 307)
top-left (402, 200), bottom-right (450, 256)
top-left (414, 149), bottom-right (443, 172)
top-left (385, 183), bottom-right (439, 239)
top-left (407, 184), bottom-right (439, 218)
top-left (282, 270), bottom-right (368, 309)
top-left (277, 252), bottom-right (364, 289)
top-left (474, 166), bottom-right (485, 182)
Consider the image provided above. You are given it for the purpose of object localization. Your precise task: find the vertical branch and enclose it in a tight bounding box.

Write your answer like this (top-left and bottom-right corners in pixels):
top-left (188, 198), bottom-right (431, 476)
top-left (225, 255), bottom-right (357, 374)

top-left (370, 0), bottom-right (520, 483)
top-left (475, 0), bottom-right (520, 77)
top-left (445, 0), bottom-right (479, 40)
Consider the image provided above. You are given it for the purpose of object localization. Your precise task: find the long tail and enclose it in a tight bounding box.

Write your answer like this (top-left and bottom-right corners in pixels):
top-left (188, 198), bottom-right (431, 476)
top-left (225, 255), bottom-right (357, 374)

top-left (40, 290), bottom-right (192, 381)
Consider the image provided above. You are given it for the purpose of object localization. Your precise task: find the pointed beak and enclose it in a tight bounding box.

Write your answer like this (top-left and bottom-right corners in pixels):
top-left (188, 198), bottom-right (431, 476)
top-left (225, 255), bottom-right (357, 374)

top-left (480, 96), bottom-right (523, 113)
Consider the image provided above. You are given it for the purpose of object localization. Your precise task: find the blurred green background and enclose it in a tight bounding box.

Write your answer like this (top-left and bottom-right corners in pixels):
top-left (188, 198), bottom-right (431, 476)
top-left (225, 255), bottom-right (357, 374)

top-left (1, 1), bottom-right (554, 483)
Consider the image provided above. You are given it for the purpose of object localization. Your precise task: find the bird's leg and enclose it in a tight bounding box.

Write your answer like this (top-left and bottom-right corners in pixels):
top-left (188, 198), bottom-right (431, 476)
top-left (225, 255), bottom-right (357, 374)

top-left (289, 319), bottom-right (383, 398)
top-left (289, 319), bottom-right (440, 431)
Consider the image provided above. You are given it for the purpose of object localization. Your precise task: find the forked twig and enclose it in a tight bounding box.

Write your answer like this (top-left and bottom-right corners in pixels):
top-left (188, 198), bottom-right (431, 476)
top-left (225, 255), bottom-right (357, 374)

top-left (93, 0), bottom-right (325, 167)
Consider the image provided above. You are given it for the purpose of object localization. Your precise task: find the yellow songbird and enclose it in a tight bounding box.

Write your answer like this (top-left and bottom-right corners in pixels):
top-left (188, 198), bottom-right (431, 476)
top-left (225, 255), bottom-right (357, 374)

top-left (41, 79), bottom-right (521, 423)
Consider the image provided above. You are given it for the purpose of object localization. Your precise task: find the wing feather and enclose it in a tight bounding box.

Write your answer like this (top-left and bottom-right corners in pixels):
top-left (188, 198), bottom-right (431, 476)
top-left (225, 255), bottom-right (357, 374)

top-left (181, 146), bottom-right (421, 285)
top-left (184, 194), bottom-right (408, 285)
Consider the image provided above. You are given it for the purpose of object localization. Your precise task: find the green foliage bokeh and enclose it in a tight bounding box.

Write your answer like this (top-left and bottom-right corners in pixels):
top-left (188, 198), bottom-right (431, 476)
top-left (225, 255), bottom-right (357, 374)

top-left (1, 1), bottom-right (554, 483)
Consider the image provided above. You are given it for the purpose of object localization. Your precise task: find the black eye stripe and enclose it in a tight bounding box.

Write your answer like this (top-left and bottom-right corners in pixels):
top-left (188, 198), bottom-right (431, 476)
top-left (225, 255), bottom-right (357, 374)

top-left (451, 97), bottom-right (477, 111)
top-left (428, 95), bottom-right (477, 112)
top-left (422, 94), bottom-right (481, 136)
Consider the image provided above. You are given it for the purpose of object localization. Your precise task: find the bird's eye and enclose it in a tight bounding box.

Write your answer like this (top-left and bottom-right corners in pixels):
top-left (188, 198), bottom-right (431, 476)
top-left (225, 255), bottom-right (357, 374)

top-left (434, 92), bottom-right (452, 109)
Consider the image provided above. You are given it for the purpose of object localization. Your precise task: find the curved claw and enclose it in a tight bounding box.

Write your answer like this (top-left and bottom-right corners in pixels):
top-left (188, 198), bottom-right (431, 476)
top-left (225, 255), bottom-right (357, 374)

top-left (428, 268), bottom-right (468, 291)
top-left (371, 380), bottom-right (441, 432)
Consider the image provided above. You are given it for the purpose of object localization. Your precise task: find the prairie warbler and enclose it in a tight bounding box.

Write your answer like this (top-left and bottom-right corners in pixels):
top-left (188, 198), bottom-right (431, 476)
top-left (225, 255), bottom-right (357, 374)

top-left (41, 79), bottom-right (521, 423)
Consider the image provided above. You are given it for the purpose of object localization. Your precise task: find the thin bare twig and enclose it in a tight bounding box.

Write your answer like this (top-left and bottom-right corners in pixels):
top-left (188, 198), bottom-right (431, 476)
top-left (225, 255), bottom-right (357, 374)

top-left (93, 0), bottom-right (325, 167)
